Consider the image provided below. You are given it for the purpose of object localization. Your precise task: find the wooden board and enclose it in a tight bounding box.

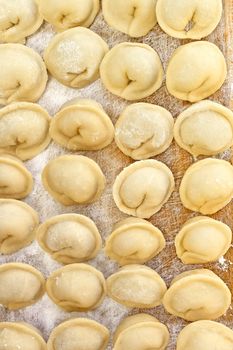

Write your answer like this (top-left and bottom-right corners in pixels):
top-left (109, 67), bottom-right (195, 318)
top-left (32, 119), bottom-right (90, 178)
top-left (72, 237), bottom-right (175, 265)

top-left (0, 1), bottom-right (232, 349)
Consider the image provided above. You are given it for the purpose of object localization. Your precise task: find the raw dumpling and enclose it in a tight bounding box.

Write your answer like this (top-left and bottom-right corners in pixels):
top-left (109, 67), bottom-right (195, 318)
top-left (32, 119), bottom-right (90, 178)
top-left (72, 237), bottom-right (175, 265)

top-left (113, 160), bottom-right (174, 219)
top-left (102, 0), bottom-right (157, 38)
top-left (115, 103), bottom-right (174, 159)
top-left (0, 102), bottom-right (51, 160)
top-left (0, 263), bottom-right (45, 309)
top-left (46, 263), bottom-right (106, 311)
top-left (176, 320), bottom-right (233, 350)
top-left (0, 322), bottom-right (47, 350)
top-left (105, 217), bottom-right (166, 265)
top-left (44, 27), bottom-right (108, 88)
top-left (0, 0), bottom-right (43, 43)
top-left (179, 158), bottom-right (233, 215)
top-left (174, 101), bottom-right (233, 156)
top-left (0, 44), bottom-right (48, 105)
top-left (166, 41), bottom-right (227, 102)
top-left (47, 318), bottom-right (109, 350)
top-left (42, 155), bottom-right (106, 206)
top-left (156, 0), bottom-right (222, 39)
top-left (100, 42), bottom-right (163, 101)
top-left (175, 216), bottom-right (232, 264)
top-left (37, 213), bottom-right (102, 264)
top-left (50, 98), bottom-right (114, 151)
top-left (163, 269), bottom-right (231, 321)
top-left (0, 154), bottom-right (33, 199)
top-left (38, 0), bottom-right (100, 31)
top-left (0, 199), bottom-right (39, 254)
top-left (113, 314), bottom-right (169, 350)
top-left (107, 265), bottom-right (167, 308)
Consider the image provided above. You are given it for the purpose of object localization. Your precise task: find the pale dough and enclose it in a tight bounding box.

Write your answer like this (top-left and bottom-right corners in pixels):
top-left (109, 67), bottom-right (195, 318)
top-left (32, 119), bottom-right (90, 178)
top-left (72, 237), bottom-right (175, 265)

top-left (179, 158), bottom-right (233, 214)
top-left (163, 269), bottom-right (231, 321)
top-left (105, 217), bottom-right (166, 265)
top-left (115, 103), bottom-right (174, 159)
top-left (113, 160), bottom-right (174, 219)
top-left (175, 216), bottom-right (232, 264)
top-left (47, 318), bottom-right (109, 350)
top-left (102, 0), bottom-right (157, 38)
top-left (156, 0), bottom-right (222, 39)
top-left (0, 154), bottom-right (33, 199)
top-left (0, 199), bottom-right (39, 254)
top-left (44, 27), bottom-right (108, 88)
top-left (0, 102), bottom-right (51, 160)
top-left (113, 314), bottom-right (169, 350)
top-left (37, 213), bottom-right (102, 264)
top-left (0, 0), bottom-right (43, 43)
top-left (0, 263), bottom-right (45, 310)
top-left (0, 44), bottom-right (47, 105)
top-left (50, 98), bottom-right (114, 151)
top-left (46, 263), bottom-right (106, 311)
top-left (38, 0), bottom-right (100, 31)
top-left (42, 155), bottom-right (106, 206)
top-left (100, 42), bottom-right (163, 100)
top-left (107, 265), bottom-right (167, 308)
top-left (0, 322), bottom-right (47, 350)
top-left (174, 100), bottom-right (233, 156)
top-left (166, 41), bottom-right (227, 102)
top-left (176, 320), bottom-right (233, 350)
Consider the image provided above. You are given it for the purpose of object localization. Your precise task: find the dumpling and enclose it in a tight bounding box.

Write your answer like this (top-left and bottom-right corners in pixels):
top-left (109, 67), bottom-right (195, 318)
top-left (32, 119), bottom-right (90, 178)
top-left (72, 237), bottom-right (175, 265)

top-left (156, 0), bottom-right (222, 39)
top-left (0, 154), bottom-right (33, 199)
top-left (166, 41), bottom-right (227, 102)
top-left (107, 265), bottom-right (167, 308)
top-left (38, 0), bottom-right (100, 31)
top-left (100, 42), bottom-right (163, 101)
top-left (113, 160), bottom-right (174, 219)
top-left (0, 102), bottom-right (51, 160)
top-left (0, 0), bottom-right (43, 43)
top-left (175, 216), bottom-right (232, 264)
top-left (115, 103), bottom-right (174, 160)
top-left (46, 264), bottom-right (106, 311)
top-left (0, 322), bottom-right (47, 350)
top-left (44, 27), bottom-right (108, 88)
top-left (163, 269), bottom-right (231, 321)
top-left (0, 199), bottom-right (39, 254)
top-left (102, 0), bottom-right (157, 38)
top-left (176, 320), bottom-right (233, 350)
top-left (179, 158), bottom-right (233, 214)
top-left (37, 213), bottom-right (102, 264)
top-left (113, 314), bottom-right (169, 350)
top-left (50, 98), bottom-right (114, 151)
top-left (42, 155), bottom-right (106, 206)
top-left (105, 217), bottom-right (166, 265)
top-left (174, 101), bottom-right (233, 156)
top-left (0, 44), bottom-right (48, 105)
top-left (0, 262), bottom-right (45, 309)
top-left (47, 318), bottom-right (109, 350)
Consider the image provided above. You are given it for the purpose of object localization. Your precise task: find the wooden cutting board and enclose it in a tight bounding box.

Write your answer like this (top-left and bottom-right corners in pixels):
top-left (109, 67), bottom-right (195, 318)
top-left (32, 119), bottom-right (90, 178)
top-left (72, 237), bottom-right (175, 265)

top-left (0, 1), bottom-right (232, 349)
